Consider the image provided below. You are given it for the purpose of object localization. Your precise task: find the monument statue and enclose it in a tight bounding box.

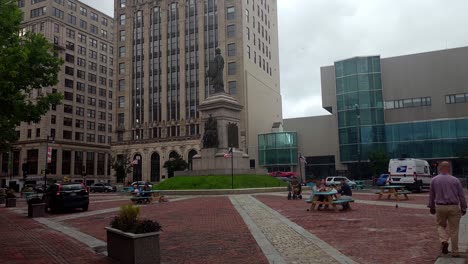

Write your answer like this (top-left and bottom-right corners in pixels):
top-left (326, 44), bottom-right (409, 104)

top-left (206, 48), bottom-right (225, 94)
top-left (202, 114), bottom-right (219, 148)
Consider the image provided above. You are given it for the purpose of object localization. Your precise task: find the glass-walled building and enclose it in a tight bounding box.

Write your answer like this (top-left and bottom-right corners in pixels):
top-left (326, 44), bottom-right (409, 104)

top-left (258, 132), bottom-right (298, 172)
top-left (335, 56), bottom-right (385, 162)
top-left (285, 46), bottom-right (468, 177)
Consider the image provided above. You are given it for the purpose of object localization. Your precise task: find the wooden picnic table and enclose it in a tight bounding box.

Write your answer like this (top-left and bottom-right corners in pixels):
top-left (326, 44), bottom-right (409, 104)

top-left (376, 185), bottom-right (410, 201)
top-left (308, 191), bottom-right (338, 211)
top-left (307, 191), bottom-right (355, 212)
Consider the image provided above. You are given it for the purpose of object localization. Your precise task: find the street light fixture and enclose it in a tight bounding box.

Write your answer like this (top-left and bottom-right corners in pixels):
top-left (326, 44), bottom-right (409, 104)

top-left (44, 135), bottom-right (55, 188)
top-left (354, 104), bottom-right (361, 179)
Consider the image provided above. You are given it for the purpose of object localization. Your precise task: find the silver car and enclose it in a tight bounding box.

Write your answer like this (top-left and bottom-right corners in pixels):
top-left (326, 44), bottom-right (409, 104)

top-left (325, 176), bottom-right (356, 187)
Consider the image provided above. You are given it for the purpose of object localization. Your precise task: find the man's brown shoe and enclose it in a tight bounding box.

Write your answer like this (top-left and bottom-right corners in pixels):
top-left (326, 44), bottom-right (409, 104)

top-left (441, 242), bottom-right (449, 255)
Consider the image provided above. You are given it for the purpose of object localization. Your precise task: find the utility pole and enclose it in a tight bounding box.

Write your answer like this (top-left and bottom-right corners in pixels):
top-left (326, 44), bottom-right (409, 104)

top-left (230, 147), bottom-right (234, 189)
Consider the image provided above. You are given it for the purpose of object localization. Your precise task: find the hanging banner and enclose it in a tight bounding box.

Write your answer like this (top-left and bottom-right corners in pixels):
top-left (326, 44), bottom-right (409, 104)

top-left (47, 147), bottom-right (52, 163)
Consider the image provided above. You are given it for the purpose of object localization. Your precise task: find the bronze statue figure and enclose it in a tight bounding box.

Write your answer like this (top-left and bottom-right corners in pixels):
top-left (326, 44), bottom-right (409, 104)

top-left (202, 115), bottom-right (219, 148)
top-left (206, 48), bottom-right (225, 94)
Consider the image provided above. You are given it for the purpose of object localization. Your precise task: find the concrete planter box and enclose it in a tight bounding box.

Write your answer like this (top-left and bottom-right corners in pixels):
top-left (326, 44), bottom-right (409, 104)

top-left (106, 227), bottom-right (160, 264)
top-left (5, 198), bottom-right (16, 208)
top-left (28, 203), bottom-right (46, 218)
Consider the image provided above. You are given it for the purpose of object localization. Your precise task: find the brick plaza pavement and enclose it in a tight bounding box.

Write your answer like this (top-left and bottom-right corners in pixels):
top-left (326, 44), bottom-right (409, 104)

top-left (1, 192), bottom-right (466, 264)
top-left (0, 209), bottom-right (113, 264)
top-left (256, 194), bottom-right (442, 264)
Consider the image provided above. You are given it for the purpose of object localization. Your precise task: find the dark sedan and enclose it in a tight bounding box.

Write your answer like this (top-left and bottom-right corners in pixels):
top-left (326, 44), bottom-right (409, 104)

top-left (43, 183), bottom-right (89, 212)
top-left (89, 183), bottom-right (116, 193)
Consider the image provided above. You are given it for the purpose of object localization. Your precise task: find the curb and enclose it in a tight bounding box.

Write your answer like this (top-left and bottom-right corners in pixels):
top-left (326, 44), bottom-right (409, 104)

top-left (155, 187), bottom-right (287, 195)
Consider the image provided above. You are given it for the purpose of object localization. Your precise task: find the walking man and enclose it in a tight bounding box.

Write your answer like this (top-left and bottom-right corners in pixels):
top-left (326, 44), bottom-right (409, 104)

top-left (428, 161), bottom-right (467, 257)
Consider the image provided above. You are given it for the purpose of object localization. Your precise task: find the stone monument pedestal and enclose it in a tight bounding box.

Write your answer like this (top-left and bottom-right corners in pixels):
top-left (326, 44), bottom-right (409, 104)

top-left (176, 93), bottom-right (266, 176)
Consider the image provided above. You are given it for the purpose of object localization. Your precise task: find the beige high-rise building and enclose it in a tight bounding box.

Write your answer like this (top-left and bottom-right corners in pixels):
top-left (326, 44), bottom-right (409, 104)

top-left (113, 0), bottom-right (282, 182)
top-left (0, 0), bottom-right (115, 188)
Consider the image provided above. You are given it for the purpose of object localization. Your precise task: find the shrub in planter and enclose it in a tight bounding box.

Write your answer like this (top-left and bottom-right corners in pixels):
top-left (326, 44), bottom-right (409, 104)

top-left (27, 197), bottom-right (46, 218)
top-left (5, 189), bottom-right (16, 208)
top-left (106, 205), bottom-right (162, 264)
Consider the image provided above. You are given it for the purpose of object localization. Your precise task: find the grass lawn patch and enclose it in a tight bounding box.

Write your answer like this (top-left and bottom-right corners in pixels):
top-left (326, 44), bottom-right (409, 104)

top-left (154, 175), bottom-right (288, 190)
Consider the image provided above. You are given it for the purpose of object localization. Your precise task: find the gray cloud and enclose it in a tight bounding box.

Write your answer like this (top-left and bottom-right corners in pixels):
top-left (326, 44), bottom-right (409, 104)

top-left (81, 0), bottom-right (468, 118)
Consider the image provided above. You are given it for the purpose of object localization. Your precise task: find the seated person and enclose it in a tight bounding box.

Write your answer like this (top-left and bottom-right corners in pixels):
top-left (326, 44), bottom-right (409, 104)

top-left (142, 184), bottom-right (151, 196)
top-left (338, 178), bottom-right (353, 210)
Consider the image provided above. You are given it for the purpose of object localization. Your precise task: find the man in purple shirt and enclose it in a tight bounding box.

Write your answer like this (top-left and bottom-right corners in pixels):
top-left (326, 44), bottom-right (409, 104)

top-left (428, 161), bottom-right (467, 257)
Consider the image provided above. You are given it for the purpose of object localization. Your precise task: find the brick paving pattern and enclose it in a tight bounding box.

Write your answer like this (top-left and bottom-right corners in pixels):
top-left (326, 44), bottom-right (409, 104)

top-left (65, 196), bottom-right (268, 264)
top-left (256, 194), bottom-right (440, 264)
top-left (0, 209), bottom-right (113, 264)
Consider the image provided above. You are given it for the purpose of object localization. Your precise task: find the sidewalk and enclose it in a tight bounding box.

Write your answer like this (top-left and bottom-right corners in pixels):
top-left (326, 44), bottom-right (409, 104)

top-left (0, 209), bottom-right (112, 264)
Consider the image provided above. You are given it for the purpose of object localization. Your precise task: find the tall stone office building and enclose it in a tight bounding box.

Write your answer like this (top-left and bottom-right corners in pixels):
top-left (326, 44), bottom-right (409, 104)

top-left (0, 0), bottom-right (115, 187)
top-left (113, 0), bottom-right (282, 182)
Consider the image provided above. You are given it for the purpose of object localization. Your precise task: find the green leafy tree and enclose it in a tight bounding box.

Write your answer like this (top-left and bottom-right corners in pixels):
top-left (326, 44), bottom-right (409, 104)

top-left (369, 150), bottom-right (389, 177)
top-left (0, 0), bottom-right (63, 150)
top-left (163, 153), bottom-right (188, 178)
top-left (112, 154), bottom-right (133, 183)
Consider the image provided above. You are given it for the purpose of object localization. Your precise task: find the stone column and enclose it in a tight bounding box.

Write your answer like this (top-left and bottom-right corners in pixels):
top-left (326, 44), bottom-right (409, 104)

top-left (179, 2), bottom-right (187, 121)
top-left (160, 4), bottom-right (168, 122)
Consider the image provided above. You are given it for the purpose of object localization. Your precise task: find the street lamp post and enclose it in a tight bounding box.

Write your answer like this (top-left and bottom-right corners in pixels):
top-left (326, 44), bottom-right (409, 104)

top-left (354, 104), bottom-right (361, 179)
top-left (229, 147), bottom-right (234, 189)
top-left (298, 153), bottom-right (304, 183)
top-left (44, 135), bottom-right (55, 188)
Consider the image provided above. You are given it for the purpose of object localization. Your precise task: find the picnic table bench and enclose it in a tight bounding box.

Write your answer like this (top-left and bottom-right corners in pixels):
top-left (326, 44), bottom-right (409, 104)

top-left (376, 185), bottom-right (410, 201)
top-left (307, 191), bottom-right (353, 212)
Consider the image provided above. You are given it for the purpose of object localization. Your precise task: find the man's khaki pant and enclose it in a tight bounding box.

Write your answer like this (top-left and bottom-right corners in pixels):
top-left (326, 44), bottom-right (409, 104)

top-left (435, 205), bottom-right (462, 254)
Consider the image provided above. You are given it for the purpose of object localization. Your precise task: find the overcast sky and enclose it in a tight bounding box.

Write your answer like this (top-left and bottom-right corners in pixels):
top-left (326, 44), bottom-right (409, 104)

top-left (81, 0), bottom-right (468, 118)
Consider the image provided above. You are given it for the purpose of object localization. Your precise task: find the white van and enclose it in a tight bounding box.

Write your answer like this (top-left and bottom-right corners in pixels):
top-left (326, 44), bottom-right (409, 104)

top-left (388, 158), bottom-right (431, 192)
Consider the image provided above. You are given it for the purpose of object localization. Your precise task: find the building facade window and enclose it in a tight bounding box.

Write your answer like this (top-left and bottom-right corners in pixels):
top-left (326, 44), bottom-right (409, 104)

top-left (385, 97), bottom-right (431, 109)
top-left (226, 6), bottom-right (235, 20)
top-left (228, 81), bottom-right (236, 95)
top-left (228, 62), bottom-right (236, 75)
top-left (227, 43), bottom-right (236, 56)
top-left (227, 24), bottom-right (235, 37)
top-left (446, 93), bottom-right (468, 104)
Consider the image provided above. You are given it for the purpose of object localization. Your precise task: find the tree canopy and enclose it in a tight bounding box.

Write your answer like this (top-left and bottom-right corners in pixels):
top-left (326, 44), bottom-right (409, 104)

top-left (163, 153), bottom-right (188, 178)
top-left (369, 150), bottom-right (389, 176)
top-left (112, 154), bottom-right (133, 183)
top-left (0, 0), bottom-right (63, 150)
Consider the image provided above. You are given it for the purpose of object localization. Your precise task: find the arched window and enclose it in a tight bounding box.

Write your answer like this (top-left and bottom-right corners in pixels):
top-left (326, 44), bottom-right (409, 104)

top-left (188, 150), bottom-right (198, 170)
top-left (151, 152), bottom-right (161, 182)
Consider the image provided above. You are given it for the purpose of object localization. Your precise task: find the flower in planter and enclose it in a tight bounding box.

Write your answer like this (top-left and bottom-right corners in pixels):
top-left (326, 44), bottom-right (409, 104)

top-left (6, 189), bottom-right (16, 199)
top-left (110, 205), bottom-right (162, 234)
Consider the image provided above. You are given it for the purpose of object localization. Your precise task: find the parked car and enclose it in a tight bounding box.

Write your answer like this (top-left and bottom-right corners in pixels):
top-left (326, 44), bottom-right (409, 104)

top-left (131, 181), bottom-right (153, 188)
top-left (269, 171), bottom-right (298, 177)
top-left (89, 183), bottom-right (116, 193)
top-left (325, 176), bottom-right (356, 187)
top-left (43, 183), bottom-right (89, 212)
top-left (377, 174), bottom-right (389, 186)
